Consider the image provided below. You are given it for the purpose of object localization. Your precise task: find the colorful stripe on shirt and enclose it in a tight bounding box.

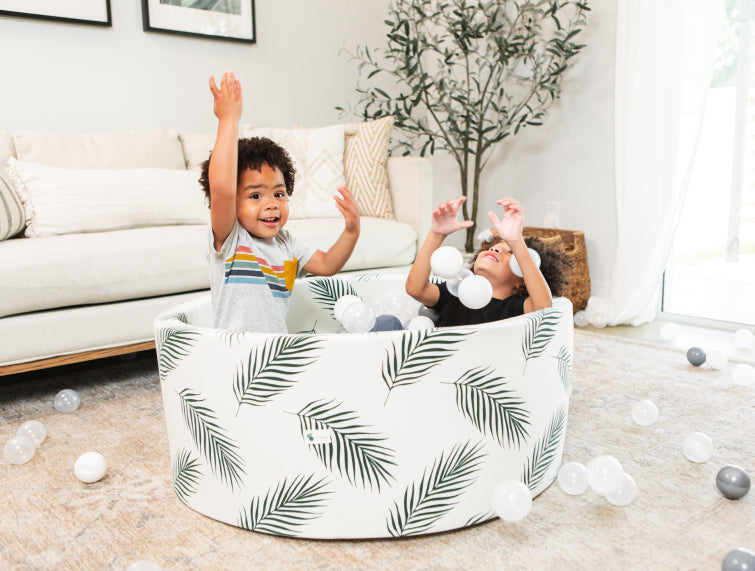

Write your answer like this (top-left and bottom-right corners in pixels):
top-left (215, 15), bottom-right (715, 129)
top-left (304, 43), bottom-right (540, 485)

top-left (224, 246), bottom-right (299, 297)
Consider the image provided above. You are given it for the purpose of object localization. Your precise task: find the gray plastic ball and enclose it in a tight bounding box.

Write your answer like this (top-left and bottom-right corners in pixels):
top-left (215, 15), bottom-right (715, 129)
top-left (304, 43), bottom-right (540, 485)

top-left (716, 465), bottom-right (751, 500)
top-left (371, 314), bottom-right (403, 332)
top-left (722, 548), bottom-right (755, 571)
top-left (687, 346), bottom-right (706, 366)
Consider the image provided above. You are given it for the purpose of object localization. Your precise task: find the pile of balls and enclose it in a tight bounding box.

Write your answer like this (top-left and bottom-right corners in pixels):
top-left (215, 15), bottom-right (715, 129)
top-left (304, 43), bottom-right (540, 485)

top-left (3, 388), bottom-right (108, 484)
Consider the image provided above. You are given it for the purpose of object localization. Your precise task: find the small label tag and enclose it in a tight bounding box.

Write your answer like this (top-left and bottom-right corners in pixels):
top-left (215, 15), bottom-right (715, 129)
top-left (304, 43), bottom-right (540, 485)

top-left (304, 429), bottom-right (332, 445)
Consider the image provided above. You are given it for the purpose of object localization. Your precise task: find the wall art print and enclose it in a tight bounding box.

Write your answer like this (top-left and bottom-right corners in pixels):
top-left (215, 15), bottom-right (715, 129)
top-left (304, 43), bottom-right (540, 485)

top-left (141, 0), bottom-right (255, 44)
top-left (0, 0), bottom-right (111, 26)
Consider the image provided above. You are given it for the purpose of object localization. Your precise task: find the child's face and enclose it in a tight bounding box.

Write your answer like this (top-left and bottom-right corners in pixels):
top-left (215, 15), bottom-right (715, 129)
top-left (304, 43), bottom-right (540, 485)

top-left (236, 164), bottom-right (289, 239)
top-left (473, 241), bottom-right (520, 286)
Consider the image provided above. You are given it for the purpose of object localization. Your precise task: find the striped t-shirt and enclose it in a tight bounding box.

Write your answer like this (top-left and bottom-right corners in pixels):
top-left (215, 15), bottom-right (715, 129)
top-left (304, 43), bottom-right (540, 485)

top-left (209, 221), bottom-right (316, 332)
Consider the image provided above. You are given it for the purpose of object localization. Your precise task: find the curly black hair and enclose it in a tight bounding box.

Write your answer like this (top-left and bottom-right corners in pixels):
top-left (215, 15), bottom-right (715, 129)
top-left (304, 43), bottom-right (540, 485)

top-left (198, 136), bottom-right (296, 207)
top-left (470, 236), bottom-right (573, 298)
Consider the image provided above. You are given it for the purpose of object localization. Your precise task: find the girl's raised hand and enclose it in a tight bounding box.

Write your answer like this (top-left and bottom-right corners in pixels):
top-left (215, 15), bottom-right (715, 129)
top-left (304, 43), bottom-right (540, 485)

top-left (209, 71), bottom-right (242, 121)
top-left (431, 196), bottom-right (474, 236)
top-left (488, 197), bottom-right (524, 243)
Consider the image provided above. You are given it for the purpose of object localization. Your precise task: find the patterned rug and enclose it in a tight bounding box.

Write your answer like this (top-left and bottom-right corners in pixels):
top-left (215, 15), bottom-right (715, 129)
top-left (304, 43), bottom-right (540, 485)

top-left (1, 330), bottom-right (753, 569)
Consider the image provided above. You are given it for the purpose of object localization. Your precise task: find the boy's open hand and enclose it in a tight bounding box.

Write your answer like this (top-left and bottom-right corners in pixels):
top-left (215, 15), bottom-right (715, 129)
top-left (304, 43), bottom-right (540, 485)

top-left (209, 72), bottom-right (242, 121)
top-left (334, 186), bottom-right (360, 234)
top-left (488, 197), bottom-right (524, 243)
top-left (431, 196), bottom-right (474, 236)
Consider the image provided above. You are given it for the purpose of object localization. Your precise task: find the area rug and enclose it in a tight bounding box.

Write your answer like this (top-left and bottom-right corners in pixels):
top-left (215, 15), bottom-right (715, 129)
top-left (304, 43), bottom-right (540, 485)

top-left (1, 330), bottom-right (753, 569)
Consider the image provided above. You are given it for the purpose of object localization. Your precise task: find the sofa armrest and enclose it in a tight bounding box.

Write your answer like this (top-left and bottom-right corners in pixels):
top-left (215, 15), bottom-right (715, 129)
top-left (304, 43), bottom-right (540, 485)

top-left (386, 156), bottom-right (433, 245)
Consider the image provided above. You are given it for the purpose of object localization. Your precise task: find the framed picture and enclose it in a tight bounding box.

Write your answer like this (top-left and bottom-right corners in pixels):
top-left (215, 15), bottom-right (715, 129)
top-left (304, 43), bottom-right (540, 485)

top-left (141, 0), bottom-right (256, 44)
top-left (0, 0), bottom-right (111, 26)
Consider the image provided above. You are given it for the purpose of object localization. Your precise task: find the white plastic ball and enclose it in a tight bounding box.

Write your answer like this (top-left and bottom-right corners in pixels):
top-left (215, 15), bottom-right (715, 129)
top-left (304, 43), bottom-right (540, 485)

top-left (682, 432), bottom-right (713, 463)
top-left (125, 561), bottom-right (162, 571)
top-left (341, 301), bottom-right (376, 333)
top-left (458, 275), bottom-right (493, 310)
top-left (574, 311), bottom-right (589, 327)
top-left (605, 472), bottom-right (638, 506)
top-left (446, 268), bottom-right (473, 297)
top-left (54, 389), bottom-right (80, 413)
top-left (586, 455), bottom-right (624, 495)
top-left (74, 451), bottom-right (108, 483)
top-left (659, 322), bottom-right (679, 341)
top-left (734, 328), bottom-right (754, 349)
top-left (491, 480), bottom-right (532, 522)
top-left (732, 363), bottom-right (755, 386)
top-left (430, 246), bottom-right (464, 279)
top-left (557, 462), bottom-right (589, 495)
top-left (333, 295), bottom-right (361, 322)
top-left (16, 420), bottom-right (46, 446)
top-left (476, 228), bottom-right (494, 243)
top-left (631, 400), bottom-right (659, 427)
top-left (509, 247), bottom-right (541, 278)
top-left (4, 436), bottom-right (35, 465)
top-left (407, 316), bottom-right (435, 330)
top-left (706, 349), bottom-right (727, 370)
top-left (589, 312), bottom-right (609, 329)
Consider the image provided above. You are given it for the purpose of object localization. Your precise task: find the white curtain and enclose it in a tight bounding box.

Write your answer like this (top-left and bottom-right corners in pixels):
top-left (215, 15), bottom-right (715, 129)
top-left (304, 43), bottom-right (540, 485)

top-left (598, 0), bottom-right (724, 326)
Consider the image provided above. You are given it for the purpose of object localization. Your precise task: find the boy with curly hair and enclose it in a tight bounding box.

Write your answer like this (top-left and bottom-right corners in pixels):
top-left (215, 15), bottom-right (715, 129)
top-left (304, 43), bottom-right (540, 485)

top-left (200, 72), bottom-right (360, 332)
top-left (406, 196), bottom-right (571, 326)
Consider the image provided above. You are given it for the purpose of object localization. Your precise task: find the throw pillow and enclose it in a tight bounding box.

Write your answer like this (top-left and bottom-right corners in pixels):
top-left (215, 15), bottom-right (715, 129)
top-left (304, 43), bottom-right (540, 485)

top-left (179, 131), bottom-right (216, 170)
top-left (6, 158), bottom-right (208, 238)
top-left (0, 134), bottom-right (25, 241)
top-left (242, 124), bottom-right (346, 219)
top-left (344, 116), bottom-right (395, 220)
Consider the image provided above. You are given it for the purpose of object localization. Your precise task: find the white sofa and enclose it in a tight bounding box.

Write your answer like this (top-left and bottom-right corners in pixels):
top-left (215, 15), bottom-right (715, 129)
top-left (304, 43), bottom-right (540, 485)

top-left (0, 126), bottom-right (433, 374)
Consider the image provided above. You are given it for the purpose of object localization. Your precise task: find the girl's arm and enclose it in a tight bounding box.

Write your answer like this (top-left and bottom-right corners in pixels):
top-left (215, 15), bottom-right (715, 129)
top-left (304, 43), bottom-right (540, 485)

top-left (302, 186), bottom-right (360, 276)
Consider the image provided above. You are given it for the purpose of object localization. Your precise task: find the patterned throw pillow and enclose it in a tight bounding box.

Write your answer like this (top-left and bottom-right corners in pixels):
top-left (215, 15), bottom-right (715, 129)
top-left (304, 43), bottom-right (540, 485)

top-left (0, 167), bottom-right (25, 241)
top-left (243, 124), bottom-right (346, 219)
top-left (343, 116), bottom-right (395, 220)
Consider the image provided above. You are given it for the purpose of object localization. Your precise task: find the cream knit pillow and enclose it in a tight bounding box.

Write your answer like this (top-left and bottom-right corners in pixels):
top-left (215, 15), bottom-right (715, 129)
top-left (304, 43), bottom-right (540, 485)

top-left (343, 116), bottom-right (395, 220)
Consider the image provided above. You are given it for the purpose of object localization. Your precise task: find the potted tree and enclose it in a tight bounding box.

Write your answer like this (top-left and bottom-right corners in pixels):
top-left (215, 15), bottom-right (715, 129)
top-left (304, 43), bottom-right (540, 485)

top-left (342, 0), bottom-right (590, 252)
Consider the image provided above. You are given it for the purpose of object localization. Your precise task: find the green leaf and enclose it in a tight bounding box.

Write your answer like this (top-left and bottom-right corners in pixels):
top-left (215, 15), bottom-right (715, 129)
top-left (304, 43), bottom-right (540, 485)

top-left (522, 308), bottom-right (562, 362)
top-left (521, 406), bottom-right (567, 491)
top-left (297, 399), bottom-right (397, 491)
top-left (554, 345), bottom-right (572, 394)
top-left (452, 365), bottom-right (531, 448)
top-left (234, 335), bottom-right (323, 410)
top-left (157, 328), bottom-right (200, 382)
top-left (381, 329), bottom-right (472, 399)
top-left (238, 474), bottom-right (331, 536)
top-left (387, 440), bottom-right (486, 537)
top-left (307, 277), bottom-right (358, 318)
top-left (178, 389), bottom-right (246, 491)
top-left (172, 448), bottom-right (202, 503)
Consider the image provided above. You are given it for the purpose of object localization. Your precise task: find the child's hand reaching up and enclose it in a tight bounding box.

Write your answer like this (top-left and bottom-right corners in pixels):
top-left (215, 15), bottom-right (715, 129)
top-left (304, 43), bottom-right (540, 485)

top-left (488, 197), bottom-right (524, 243)
top-left (334, 186), bottom-right (360, 234)
top-left (209, 71), bottom-right (242, 122)
top-left (431, 196), bottom-right (475, 236)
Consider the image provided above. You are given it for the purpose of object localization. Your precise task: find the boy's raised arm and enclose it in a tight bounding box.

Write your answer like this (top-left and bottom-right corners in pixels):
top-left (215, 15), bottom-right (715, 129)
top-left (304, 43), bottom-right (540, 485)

top-left (208, 72), bottom-right (243, 252)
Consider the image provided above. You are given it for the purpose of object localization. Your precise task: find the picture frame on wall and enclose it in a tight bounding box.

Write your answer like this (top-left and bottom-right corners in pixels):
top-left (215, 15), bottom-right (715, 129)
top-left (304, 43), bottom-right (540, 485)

top-left (0, 0), bottom-right (111, 27)
top-left (141, 0), bottom-right (256, 44)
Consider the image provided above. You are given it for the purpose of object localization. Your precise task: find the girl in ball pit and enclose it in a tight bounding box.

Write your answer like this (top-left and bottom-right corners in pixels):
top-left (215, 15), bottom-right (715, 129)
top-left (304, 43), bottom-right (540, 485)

top-left (405, 196), bottom-right (572, 327)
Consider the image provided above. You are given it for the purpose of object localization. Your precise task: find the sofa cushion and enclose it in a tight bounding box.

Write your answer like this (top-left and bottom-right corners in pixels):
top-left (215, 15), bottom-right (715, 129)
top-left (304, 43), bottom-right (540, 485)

top-left (179, 131), bottom-right (215, 170)
top-left (6, 159), bottom-right (208, 237)
top-left (13, 128), bottom-right (186, 169)
top-left (0, 132), bottom-right (24, 241)
top-left (344, 116), bottom-right (395, 220)
top-left (243, 124), bottom-right (346, 219)
top-left (0, 225), bottom-right (210, 318)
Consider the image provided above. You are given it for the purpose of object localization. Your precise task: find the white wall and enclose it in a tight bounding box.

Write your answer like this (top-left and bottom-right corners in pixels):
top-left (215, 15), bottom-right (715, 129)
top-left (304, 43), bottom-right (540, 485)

top-left (0, 0), bottom-right (618, 295)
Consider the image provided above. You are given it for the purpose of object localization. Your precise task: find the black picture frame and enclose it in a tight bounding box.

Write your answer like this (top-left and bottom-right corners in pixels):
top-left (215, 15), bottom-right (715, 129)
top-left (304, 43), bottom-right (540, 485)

top-left (0, 1), bottom-right (112, 27)
top-left (141, 0), bottom-right (255, 44)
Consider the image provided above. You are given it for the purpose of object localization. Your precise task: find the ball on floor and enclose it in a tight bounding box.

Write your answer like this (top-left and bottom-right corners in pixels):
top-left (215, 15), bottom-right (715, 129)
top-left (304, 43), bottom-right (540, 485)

top-left (74, 451), bottom-right (107, 483)
top-left (716, 465), bottom-right (751, 500)
top-left (722, 548), bottom-right (755, 571)
top-left (4, 436), bottom-right (35, 465)
top-left (686, 347), bottom-right (706, 367)
top-left (54, 389), bottom-right (81, 413)
top-left (492, 480), bottom-right (532, 522)
top-left (631, 400), bottom-right (658, 426)
top-left (682, 432), bottom-right (713, 463)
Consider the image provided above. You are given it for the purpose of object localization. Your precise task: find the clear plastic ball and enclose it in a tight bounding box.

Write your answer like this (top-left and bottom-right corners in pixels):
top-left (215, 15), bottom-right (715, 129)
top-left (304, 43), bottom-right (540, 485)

top-left (734, 328), bottom-right (754, 349)
top-left (631, 400), bottom-right (659, 426)
top-left (722, 548), bottom-right (755, 571)
top-left (731, 363), bottom-right (755, 386)
top-left (574, 311), bottom-right (589, 327)
top-left (605, 472), bottom-right (638, 506)
top-left (4, 436), bottom-right (36, 465)
top-left (509, 247), bottom-right (541, 278)
top-left (446, 268), bottom-right (473, 297)
top-left (491, 480), bottom-right (532, 522)
top-left (430, 246), bottom-right (464, 279)
top-left (333, 295), bottom-right (361, 322)
top-left (407, 316), bottom-right (435, 330)
top-left (126, 562), bottom-right (162, 571)
top-left (682, 432), bottom-right (713, 463)
top-left (341, 301), bottom-right (376, 334)
top-left (16, 420), bottom-right (46, 446)
top-left (586, 455), bottom-right (624, 495)
top-left (54, 389), bottom-right (80, 413)
top-left (458, 275), bottom-right (493, 310)
top-left (557, 462), bottom-right (589, 495)
top-left (659, 322), bottom-right (679, 341)
top-left (74, 451), bottom-right (108, 483)
top-left (706, 349), bottom-right (727, 370)
top-left (589, 312), bottom-right (609, 328)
